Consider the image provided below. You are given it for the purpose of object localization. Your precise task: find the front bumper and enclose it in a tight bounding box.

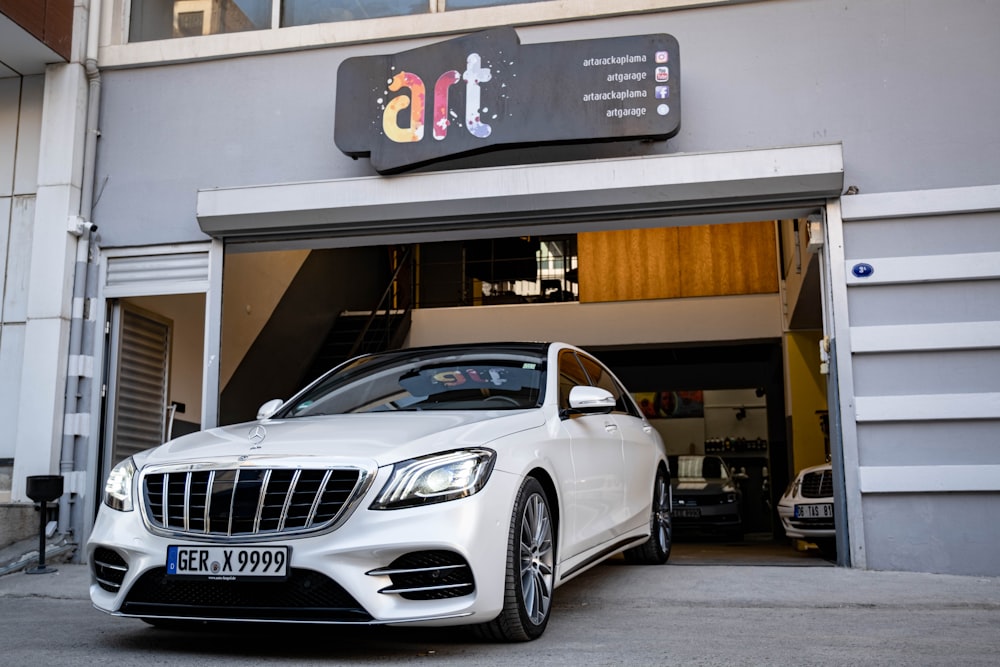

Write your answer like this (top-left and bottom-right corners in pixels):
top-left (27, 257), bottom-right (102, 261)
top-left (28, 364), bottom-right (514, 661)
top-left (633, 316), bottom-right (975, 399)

top-left (671, 498), bottom-right (741, 527)
top-left (87, 467), bottom-right (519, 627)
top-left (777, 501), bottom-right (835, 540)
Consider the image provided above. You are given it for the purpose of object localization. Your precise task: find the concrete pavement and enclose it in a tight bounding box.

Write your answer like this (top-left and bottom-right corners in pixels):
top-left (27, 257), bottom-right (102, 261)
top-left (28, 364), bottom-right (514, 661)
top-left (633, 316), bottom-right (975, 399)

top-left (2, 544), bottom-right (998, 666)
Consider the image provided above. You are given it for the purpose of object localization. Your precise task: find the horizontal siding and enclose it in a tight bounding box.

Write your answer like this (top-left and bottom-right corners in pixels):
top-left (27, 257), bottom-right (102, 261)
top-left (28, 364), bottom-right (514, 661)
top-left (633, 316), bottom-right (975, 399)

top-left (851, 321), bottom-right (1000, 353)
top-left (847, 280), bottom-right (1000, 326)
top-left (859, 465), bottom-right (1000, 493)
top-left (843, 201), bottom-right (1000, 499)
top-left (857, 421), bottom-right (1000, 467)
top-left (852, 349), bottom-right (1000, 396)
top-left (845, 251), bottom-right (1000, 285)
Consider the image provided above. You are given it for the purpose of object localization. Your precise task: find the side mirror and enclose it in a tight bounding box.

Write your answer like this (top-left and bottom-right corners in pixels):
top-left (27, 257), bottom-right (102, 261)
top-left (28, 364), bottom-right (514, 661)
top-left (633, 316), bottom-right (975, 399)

top-left (567, 386), bottom-right (616, 414)
top-left (256, 398), bottom-right (284, 420)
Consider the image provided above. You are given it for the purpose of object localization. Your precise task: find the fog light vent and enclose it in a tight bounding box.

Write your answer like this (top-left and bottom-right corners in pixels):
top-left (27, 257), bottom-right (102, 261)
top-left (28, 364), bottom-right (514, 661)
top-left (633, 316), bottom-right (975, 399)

top-left (93, 547), bottom-right (129, 592)
top-left (370, 550), bottom-right (474, 600)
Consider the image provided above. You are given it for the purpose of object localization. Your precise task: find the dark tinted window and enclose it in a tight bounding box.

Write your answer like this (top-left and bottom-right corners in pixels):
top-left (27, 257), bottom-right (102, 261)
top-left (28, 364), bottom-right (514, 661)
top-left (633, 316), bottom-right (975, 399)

top-left (558, 349), bottom-right (591, 411)
top-left (279, 348), bottom-right (546, 415)
top-left (577, 353), bottom-right (637, 416)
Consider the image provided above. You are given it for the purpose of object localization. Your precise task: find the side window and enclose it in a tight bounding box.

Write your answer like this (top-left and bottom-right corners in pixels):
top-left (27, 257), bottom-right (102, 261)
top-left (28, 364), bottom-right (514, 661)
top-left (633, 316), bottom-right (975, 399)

top-left (558, 349), bottom-right (590, 411)
top-left (577, 354), bottom-right (635, 416)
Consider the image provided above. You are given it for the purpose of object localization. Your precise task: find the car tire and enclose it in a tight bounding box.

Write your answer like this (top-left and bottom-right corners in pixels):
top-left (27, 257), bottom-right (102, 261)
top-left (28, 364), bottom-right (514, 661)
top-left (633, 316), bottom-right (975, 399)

top-left (473, 477), bottom-right (554, 642)
top-left (623, 466), bottom-right (672, 564)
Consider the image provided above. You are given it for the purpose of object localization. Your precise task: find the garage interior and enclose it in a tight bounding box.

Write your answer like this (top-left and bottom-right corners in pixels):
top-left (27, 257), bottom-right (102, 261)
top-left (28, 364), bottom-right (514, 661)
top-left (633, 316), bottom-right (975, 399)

top-left (243, 217), bottom-right (830, 563)
top-left (104, 213), bottom-right (831, 565)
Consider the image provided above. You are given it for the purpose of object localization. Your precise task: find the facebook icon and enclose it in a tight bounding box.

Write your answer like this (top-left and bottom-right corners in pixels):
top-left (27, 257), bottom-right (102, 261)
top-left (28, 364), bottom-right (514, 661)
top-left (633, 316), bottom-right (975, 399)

top-left (655, 86), bottom-right (670, 99)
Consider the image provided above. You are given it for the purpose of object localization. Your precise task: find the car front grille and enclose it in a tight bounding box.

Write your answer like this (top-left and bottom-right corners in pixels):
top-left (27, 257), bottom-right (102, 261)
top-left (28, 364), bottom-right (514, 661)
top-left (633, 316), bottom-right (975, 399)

top-left (141, 466), bottom-right (365, 538)
top-left (369, 550), bottom-right (475, 600)
top-left (121, 567), bottom-right (372, 622)
top-left (801, 469), bottom-right (834, 498)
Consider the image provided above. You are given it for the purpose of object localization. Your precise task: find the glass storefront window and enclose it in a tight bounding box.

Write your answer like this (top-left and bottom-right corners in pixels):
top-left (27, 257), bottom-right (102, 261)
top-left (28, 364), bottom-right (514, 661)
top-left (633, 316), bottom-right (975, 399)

top-left (444, 0), bottom-right (548, 9)
top-left (130, 0), bottom-right (273, 42)
top-left (127, 0), bottom-right (555, 42)
top-left (282, 0), bottom-right (430, 27)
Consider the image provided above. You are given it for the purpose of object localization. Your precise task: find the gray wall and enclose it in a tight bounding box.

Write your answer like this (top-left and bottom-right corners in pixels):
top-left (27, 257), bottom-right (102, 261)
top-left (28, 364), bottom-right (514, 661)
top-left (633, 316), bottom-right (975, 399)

top-left (838, 199), bottom-right (1000, 576)
top-left (92, 0), bottom-right (1000, 247)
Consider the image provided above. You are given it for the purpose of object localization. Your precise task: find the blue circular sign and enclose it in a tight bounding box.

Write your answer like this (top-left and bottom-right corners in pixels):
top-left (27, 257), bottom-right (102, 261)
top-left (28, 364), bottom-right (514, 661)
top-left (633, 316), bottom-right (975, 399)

top-left (852, 263), bottom-right (874, 278)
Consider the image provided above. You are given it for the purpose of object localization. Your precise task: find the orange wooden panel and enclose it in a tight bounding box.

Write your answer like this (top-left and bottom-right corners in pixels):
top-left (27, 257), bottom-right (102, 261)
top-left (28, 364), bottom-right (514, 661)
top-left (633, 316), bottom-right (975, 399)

top-left (579, 228), bottom-right (679, 302)
top-left (678, 221), bottom-right (778, 297)
top-left (578, 222), bottom-right (777, 303)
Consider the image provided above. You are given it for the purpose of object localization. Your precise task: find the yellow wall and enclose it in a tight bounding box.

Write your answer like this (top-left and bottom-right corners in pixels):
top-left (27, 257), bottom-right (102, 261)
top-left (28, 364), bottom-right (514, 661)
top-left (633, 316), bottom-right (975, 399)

top-left (785, 330), bottom-right (829, 473)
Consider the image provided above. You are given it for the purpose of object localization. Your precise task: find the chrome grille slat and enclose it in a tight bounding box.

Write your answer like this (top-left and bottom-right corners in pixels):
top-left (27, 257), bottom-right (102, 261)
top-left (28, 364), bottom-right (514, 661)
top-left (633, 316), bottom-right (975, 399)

top-left (305, 470), bottom-right (333, 528)
top-left (253, 469), bottom-right (273, 535)
top-left (278, 470), bottom-right (303, 533)
top-left (204, 470), bottom-right (215, 534)
top-left (183, 472), bottom-right (191, 532)
top-left (227, 468), bottom-right (240, 537)
top-left (141, 466), bottom-right (364, 539)
top-left (162, 472), bottom-right (170, 528)
top-left (380, 582), bottom-right (474, 594)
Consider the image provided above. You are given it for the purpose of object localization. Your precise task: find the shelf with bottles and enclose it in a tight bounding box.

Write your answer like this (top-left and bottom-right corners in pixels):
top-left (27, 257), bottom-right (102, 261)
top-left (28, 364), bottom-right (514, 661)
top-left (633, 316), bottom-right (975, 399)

top-left (704, 437), bottom-right (768, 455)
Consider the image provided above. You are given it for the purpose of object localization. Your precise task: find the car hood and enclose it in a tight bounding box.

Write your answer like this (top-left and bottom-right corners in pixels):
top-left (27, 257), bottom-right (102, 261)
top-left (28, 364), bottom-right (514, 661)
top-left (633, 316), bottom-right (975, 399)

top-left (672, 478), bottom-right (737, 495)
top-left (136, 410), bottom-right (545, 470)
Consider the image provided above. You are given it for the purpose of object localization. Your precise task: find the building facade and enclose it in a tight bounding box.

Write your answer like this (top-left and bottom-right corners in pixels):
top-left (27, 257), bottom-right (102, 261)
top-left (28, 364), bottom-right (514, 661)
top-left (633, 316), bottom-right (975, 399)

top-left (3, 0), bottom-right (999, 576)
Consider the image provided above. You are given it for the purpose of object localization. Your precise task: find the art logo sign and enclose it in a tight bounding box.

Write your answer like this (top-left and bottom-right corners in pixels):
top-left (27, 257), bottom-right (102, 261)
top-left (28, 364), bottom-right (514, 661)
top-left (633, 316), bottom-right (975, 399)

top-left (335, 27), bottom-right (680, 174)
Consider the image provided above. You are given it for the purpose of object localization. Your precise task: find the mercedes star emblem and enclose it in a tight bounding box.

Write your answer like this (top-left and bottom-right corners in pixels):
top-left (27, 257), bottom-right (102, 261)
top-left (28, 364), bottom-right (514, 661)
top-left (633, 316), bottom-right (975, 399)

top-left (248, 424), bottom-right (267, 447)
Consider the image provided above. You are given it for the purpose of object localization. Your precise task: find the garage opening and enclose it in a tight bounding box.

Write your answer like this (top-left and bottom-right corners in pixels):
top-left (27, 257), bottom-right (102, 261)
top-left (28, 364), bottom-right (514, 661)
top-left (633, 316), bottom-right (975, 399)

top-left (185, 146), bottom-right (845, 565)
top-left (212, 213), bottom-right (830, 565)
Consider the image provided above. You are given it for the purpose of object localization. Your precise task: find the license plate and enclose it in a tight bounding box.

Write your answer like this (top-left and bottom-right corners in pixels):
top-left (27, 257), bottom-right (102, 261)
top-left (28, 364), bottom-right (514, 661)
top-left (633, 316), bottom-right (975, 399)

top-left (673, 508), bottom-right (701, 518)
top-left (166, 545), bottom-right (289, 580)
top-left (795, 503), bottom-right (833, 519)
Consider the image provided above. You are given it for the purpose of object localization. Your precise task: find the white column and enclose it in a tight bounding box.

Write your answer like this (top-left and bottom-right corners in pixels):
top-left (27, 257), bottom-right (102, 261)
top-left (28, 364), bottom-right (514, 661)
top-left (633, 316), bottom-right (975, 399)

top-left (10, 63), bottom-right (88, 502)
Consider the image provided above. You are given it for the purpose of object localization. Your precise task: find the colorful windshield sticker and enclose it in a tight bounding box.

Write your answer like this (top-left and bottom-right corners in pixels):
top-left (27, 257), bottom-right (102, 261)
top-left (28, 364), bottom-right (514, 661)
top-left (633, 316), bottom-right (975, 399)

top-left (432, 368), bottom-right (508, 387)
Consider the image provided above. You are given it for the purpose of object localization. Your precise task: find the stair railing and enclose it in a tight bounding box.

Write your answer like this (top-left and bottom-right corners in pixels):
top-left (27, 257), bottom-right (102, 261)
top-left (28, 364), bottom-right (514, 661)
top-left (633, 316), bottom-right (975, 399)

top-left (348, 246), bottom-right (414, 359)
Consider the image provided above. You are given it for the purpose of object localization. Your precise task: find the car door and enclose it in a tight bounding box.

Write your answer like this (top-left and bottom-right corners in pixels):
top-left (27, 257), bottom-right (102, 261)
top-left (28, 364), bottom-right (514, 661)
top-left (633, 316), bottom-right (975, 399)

top-left (575, 353), bottom-right (659, 531)
top-left (556, 349), bottom-right (626, 557)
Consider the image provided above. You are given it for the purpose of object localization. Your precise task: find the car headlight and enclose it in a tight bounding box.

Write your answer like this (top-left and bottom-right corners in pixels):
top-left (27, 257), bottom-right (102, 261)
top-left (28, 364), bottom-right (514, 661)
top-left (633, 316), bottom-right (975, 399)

top-left (783, 477), bottom-right (802, 499)
top-left (103, 457), bottom-right (136, 512)
top-left (371, 449), bottom-right (496, 510)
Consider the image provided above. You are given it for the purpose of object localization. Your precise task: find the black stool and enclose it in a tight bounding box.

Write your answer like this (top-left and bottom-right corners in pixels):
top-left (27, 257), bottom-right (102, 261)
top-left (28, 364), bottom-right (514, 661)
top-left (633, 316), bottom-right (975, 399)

top-left (25, 475), bottom-right (64, 575)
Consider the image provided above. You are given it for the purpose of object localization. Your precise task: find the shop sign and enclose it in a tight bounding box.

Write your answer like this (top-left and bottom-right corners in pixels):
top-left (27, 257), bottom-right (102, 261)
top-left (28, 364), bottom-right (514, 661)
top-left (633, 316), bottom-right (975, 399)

top-left (335, 27), bottom-right (680, 174)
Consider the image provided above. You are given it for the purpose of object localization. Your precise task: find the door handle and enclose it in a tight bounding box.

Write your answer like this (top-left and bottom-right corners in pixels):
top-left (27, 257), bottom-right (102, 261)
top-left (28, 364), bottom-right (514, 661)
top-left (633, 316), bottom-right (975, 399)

top-left (604, 422), bottom-right (618, 433)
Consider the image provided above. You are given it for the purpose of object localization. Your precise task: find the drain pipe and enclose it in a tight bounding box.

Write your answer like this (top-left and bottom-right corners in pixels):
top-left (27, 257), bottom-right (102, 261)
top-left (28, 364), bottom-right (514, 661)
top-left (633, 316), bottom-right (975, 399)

top-left (58, 0), bottom-right (103, 537)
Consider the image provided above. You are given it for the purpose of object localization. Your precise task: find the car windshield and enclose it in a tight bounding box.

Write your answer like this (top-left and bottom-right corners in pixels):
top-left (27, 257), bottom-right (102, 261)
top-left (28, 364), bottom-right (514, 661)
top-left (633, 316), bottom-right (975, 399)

top-left (278, 348), bottom-right (547, 416)
top-left (670, 455), bottom-right (731, 481)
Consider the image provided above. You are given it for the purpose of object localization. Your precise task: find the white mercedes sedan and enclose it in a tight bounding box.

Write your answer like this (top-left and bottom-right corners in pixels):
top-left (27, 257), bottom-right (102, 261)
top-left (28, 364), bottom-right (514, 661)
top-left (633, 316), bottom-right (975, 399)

top-left (87, 342), bottom-right (672, 641)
